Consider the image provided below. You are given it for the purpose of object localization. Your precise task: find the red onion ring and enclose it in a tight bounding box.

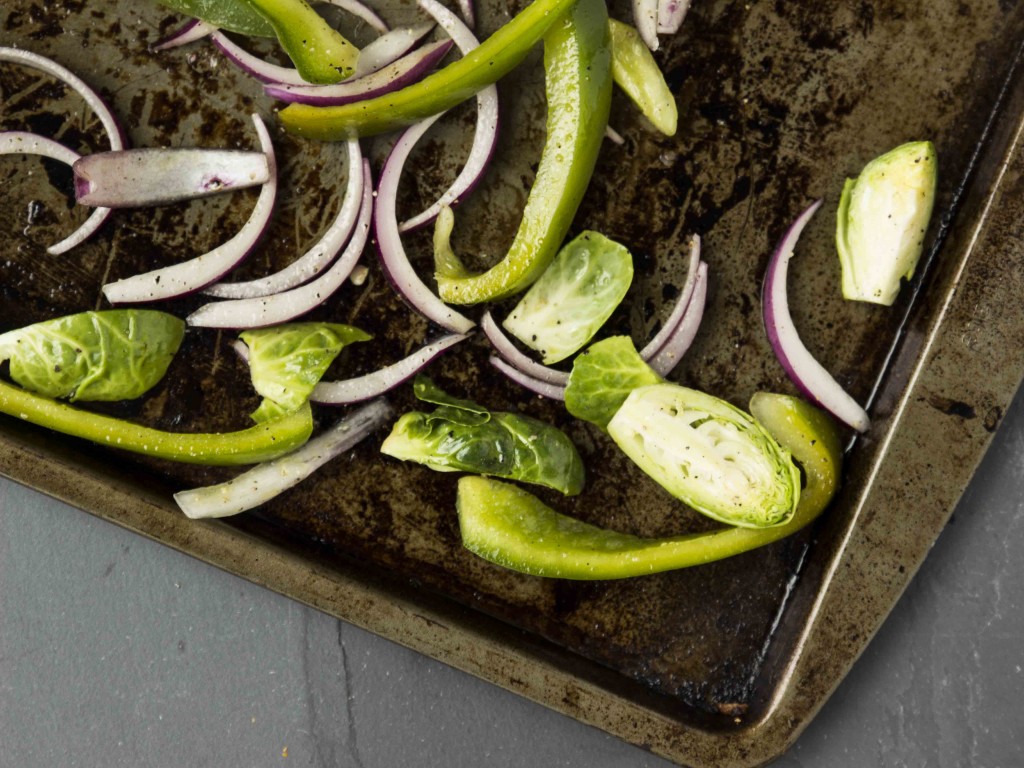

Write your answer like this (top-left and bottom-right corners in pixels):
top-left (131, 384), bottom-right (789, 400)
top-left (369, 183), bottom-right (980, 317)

top-left (480, 311), bottom-right (569, 386)
top-left (0, 47), bottom-right (125, 255)
top-left (203, 139), bottom-right (363, 299)
top-left (374, 115), bottom-right (475, 334)
top-left (328, 0), bottom-right (390, 34)
top-left (396, 0), bottom-right (499, 232)
top-left (152, 19), bottom-right (215, 51)
top-left (762, 200), bottom-right (870, 432)
top-left (456, 0), bottom-right (475, 28)
top-left (210, 31), bottom-right (309, 85)
top-left (174, 398), bottom-right (393, 519)
top-left (639, 234), bottom-right (701, 359)
top-left (656, 0), bottom-right (691, 34)
top-left (645, 260), bottom-right (707, 376)
top-left (353, 23), bottom-right (436, 77)
top-left (311, 333), bottom-right (470, 404)
top-left (0, 131), bottom-right (80, 165)
top-left (489, 356), bottom-right (567, 401)
top-left (102, 114), bottom-right (277, 304)
top-left (633, 0), bottom-right (660, 50)
top-left (187, 160), bottom-right (372, 328)
top-left (265, 39), bottom-right (454, 105)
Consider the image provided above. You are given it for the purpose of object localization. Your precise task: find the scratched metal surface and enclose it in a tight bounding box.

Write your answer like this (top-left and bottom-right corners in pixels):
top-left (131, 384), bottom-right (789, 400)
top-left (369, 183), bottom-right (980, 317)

top-left (2, 0), bottom-right (1024, 765)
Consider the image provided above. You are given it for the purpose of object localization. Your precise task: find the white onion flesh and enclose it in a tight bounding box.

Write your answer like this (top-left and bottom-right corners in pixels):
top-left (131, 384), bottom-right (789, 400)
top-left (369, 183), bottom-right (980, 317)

top-left (480, 311), bottom-right (569, 386)
top-left (645, 260), bottom-right (707, 376)
top-left (455, 0), bottom-right (475, 28)
top-left (187, 160), bottom-right (372, 328)
top-left (312, 333), bottom-right (469, 404)
top-left (0, 46), bottom-right (125, 254)
top-left (489, 356), bottom-right (567, 400)
top-left (211, 31), bottom-right (309, 85)
top-left (633, 0), bottom-right (661, 50)
top-left (204, 139), bottom-right (363, 299)
top-left (102, 114), bottom-right (277, 304)
top-left (374, 115), bottom-right (475, 334)
top-left (604, 125), bottom-right (626, 145)
top-left (398, 0), bottom-right (499, 232)
top-left (0, 131), bottom-right (80, 165)
top-left (174, 398), bottom-right (393, 519)
top-left (354, 23), bottom-right (435, 77)
top-left (265, 39), bottom-right (454, 105)
top-left (656, 0), bottom-right (691, 34)
top-left (73, 148), bottom-right (270, 207)
top-left (638, 235), bottom-right (701, 359)
top-left (762, 200), bottom-right (870, 432)
top-left (152, 19), bottom-right (215, 51)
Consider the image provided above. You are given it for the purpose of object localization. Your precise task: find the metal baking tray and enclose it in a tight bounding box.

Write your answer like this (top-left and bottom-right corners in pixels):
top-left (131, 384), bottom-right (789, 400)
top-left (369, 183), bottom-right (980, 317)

top-left (2, 1), bottom-right (1023, 765)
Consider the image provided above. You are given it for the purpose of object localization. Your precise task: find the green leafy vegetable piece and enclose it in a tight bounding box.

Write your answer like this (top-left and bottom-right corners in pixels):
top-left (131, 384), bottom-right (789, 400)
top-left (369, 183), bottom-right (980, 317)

top-left (456, 394), bottom-right (840, 579)
top-left (502, 231), bottom-right (633, 364)
top-left (380, 376), bottom-right (585, 496)
top-left (244, 0), bottom-right (360, 83)
top-left (240, 323), bottom-right (370, 413)
top-left (836, 141), bottom-right (938, 306)
top-left (607, 384), bottom-right (801, 528)
top-left (607, 19), bottom-right (678, 136)
top-left (0, 310), bottom-right (184, 402)
top-left (564, 336), bottom-right (662, 429)
top-left (158, 0), bottom-right (274, 37)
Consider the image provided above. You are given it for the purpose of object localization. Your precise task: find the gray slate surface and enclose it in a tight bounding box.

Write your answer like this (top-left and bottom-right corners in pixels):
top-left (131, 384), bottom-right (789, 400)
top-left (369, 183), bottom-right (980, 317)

top-left (2, 386), bottom-right (1023, 767)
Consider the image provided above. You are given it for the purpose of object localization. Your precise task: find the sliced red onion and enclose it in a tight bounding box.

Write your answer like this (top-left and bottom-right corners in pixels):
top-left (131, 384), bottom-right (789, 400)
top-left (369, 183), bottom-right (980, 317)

top-left (265, 39), bottom-right (454, 105)
top-left (639, 234), bottom-right (701, 359)
top-left (152, 18), bottom-right (215, 51)
top-left (186, 160), bottom-right (372, 328)
top-left (763, 200), bottom-right (870, 432)
top-left (210, 31), bottom-right (309, 85)
top-left (204, 139), bottom-right (363, 299)
top-left (312, 333), bottom-right (469, 404)
top-left (605, 125), bottom-right (625, 145)
top-left (73, 148), bottom-right (270, 207)
top-left (656, 0), bottom-right (691, 34)
top-left (456, 0), bottom-right (475, 28)
top-left (480, 311), bottom-right (569, 386)
top-left (102, 114), bottom-right (277, 304)
top-left (353, 23), bottom-right (435, 77)
top-left (375, 115), bottom-right (475, 334)
top-left (397, 0), bottom-right (498, 232)
top-left (174, 398), bottom-right (394, 519)
top-left (633, 0), bottom-right (660, 50)
top-left (645, 260), bottom-right (707, 376)
top-left (0, 46), bottom-right (125, 254)
top-left (489, 356), bottom-right (566, 401)
top-left (0, 131), bottom-right (80, 165)
top-left (329, 0), bottom-right (390, 34)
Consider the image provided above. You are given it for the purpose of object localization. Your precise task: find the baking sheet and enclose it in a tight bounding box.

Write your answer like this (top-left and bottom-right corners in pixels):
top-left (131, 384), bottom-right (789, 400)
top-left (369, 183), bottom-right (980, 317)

top-left (2, 1), bottom-right (1024, 765)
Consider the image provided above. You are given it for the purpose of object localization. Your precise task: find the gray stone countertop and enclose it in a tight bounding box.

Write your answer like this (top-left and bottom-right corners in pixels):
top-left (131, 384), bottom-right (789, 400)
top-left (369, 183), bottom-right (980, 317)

top-left (2, 386), bottom-right (1022, 768)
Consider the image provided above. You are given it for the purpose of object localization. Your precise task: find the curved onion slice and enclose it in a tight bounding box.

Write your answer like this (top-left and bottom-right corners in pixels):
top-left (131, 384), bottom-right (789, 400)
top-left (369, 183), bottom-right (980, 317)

top-left (0, 131), bottom-right (80, 165)
top-left (152, 18), bottom-right (215, 51)
top-left (102, 114), bottom-right (277, 304)
top-left (0, 46), bottom-right (125, 254)
top-left (312, 333), bottom-right (469, 404)
top-left (633, 0), bottom-right (660, 50)
top-left (187, 160), bottom-right (372, 328)
top-left (763, 200), bottom-right (870, 432)
top-left (74, 148), bottom-right (270, 207)
top-left (645, 260), bottom-right (707, 376)
top-left (480, 311), bottom-right (569, 386)
top-left (489, 356), bottom-right (567, 401)
top-left (354, 23), bottom-right (436, 77)
top-left (265, 39), bottom-right (454, 105)
top-left (204, 139), bottom-right (363, 298)
top-left (210, 31), bottom-right (309, 85)
top-left (657, 0), bottom-right (691, 34)
top-left (174, 398), bottom-right (393, 519)
top-left (375, 116), bottom-right (475, 334)
top-left (329, 0), bottom-right (390, 34)
top-left (604, 125), bottom-right (626, 145)
top-left (397, 0), bottom-right (499, 232)
top-left (638, 234), bottom-right (701, 359)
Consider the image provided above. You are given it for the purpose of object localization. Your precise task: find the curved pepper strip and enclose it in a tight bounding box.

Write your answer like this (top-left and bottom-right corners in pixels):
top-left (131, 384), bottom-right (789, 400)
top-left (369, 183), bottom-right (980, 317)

top-left (278, 0), bottom-right (580, 139)
top-left (0, 378), bottom-right (314, 466)
top-left (456, 393), bottom-right (841, 579)
top-left (433, 0), bottom-right (612, 305)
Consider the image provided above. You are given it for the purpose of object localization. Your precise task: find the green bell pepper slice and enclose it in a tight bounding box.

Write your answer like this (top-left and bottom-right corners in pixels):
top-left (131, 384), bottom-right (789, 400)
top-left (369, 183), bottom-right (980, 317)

top-left (607, 19), bottom-right (678, 136)
top-left (246, 0), bottom-right (359, 83)
top-left (278, 0), bottom-right (580, 139)
top-left (456, 393), bottom-right (841, 579)
top-left (0, 379), bottom-right (314, 466)
top-left (433, 0), bottom-right (612, 304)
